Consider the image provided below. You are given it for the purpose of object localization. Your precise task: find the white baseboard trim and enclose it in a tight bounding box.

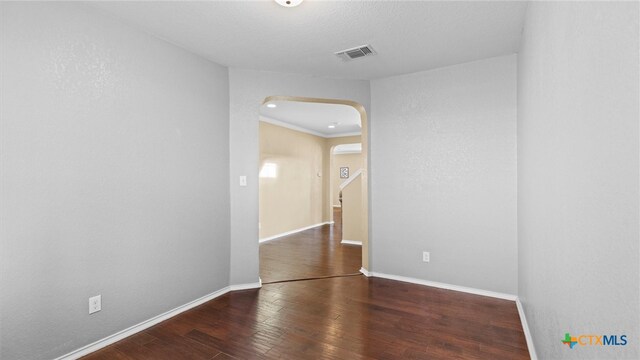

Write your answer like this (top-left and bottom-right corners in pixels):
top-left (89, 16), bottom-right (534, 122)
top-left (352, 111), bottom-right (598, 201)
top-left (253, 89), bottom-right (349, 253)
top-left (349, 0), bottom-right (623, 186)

top-left (516, 298), bottom-right (538, 360)
top-left (369, 271), bottom-right (517, 301)
top-left (54, 279), bottom-right (262, 360)
top-left (359, 267), bottom-right (372, 277)
top-left (259, 222), bottom-right (332, 243)
top-left (340, 239), bottom-right (362, 246)
top-left (230, 277), bottom-right (262, 291)
top-left (54, 287), bottom-right (229, 360)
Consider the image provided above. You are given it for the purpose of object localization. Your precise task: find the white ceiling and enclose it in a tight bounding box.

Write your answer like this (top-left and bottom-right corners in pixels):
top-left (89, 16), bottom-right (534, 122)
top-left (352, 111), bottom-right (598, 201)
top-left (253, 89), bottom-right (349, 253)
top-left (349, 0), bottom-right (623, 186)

top-left (260, 101), bottom-right (361, 138)
top-left (90, 1), bottom-right (528, 80)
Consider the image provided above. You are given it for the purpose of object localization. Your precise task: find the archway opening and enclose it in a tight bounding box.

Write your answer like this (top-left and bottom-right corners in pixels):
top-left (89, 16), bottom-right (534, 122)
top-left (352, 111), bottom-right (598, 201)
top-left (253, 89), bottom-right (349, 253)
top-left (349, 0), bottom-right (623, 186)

top-left (258, 96), bottom-right (369, 283)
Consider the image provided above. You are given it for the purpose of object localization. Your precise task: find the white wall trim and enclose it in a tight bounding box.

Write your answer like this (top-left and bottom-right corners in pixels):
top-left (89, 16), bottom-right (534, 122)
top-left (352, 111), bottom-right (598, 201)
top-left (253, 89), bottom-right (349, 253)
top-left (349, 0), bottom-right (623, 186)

top-left (333, 143), bottom-right (362, 154)
top-left (341, 239), bottom-right (362, 246)
top-left (369, 271), bottom-right (517, 301)
top-left (362, 270), bottom-right (528, 352)
top-left (260, 115), bottom-right (326, 137)
top-left (50, 283), bottom-right (217, 359)
top-left (359, 267), bottom-right (372, 277)
top-left (339, 168), bottom-right (364, 190)
top-left (260, 115), bottom-right (360, 139)
top-left (325, 131), bottom-right (362, 138)
top-left (230, 277), bottom-right (262, 291)
top-left (516, 298), bottom-right (538, 360)
top-left (332, 204), bottom-right (342, 208)
top-left (55, 279), bottom-right (262, 360)
top-left (259, 222), bottom-right (332, 243)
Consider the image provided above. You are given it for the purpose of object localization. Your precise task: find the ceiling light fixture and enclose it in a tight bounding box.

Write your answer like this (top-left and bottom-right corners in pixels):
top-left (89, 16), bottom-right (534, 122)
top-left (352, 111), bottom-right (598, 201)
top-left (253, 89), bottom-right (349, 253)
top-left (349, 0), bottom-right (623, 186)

top-left (266, 103), bottom-right (277, 108)
top-left (328, 122), bottom-right (339, 129)
top-left (275, 0), bottom-right (303, 7)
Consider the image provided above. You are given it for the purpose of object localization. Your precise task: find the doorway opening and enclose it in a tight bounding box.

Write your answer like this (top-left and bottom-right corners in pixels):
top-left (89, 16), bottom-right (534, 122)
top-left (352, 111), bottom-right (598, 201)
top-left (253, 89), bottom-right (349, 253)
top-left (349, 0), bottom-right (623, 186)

top-left (257, 96), bottom-right (369, 284)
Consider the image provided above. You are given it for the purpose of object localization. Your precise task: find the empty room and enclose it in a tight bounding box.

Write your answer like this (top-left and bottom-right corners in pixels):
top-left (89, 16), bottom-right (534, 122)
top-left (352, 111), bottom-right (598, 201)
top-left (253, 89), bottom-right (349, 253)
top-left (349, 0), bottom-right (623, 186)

top-left (0, 1), bottom-right (638, 360)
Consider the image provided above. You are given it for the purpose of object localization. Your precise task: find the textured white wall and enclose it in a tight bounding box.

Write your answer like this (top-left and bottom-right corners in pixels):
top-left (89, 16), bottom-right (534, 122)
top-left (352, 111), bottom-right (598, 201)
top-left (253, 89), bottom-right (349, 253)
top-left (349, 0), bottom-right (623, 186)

top-left (0, 3), bottom-right (230, 359)
top-left (229, 69), bottom-right (370, 285)
top-left (518, 2), bottom-right (639, 359)
top-left (370, 55), bottom-right (518, 294)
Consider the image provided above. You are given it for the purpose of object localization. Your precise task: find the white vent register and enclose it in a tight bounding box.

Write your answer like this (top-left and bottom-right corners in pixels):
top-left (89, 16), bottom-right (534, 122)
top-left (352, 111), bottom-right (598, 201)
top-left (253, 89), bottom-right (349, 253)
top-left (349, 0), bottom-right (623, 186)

top-left (335, 45), bottom-right (377, 61)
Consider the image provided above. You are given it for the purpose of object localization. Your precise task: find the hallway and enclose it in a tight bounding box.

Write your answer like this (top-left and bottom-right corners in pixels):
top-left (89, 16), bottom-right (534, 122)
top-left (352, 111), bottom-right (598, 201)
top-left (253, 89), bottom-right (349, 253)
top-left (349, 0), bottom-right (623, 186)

top-left (259, 208), bottom-right (362, 283)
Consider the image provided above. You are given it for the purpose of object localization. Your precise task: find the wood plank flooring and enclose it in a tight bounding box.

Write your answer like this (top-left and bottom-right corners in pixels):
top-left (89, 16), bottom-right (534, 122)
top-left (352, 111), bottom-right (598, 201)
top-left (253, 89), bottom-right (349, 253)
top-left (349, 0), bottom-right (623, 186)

top-left (83, 277), bottom-right (529, 359)
top-left (83, 207), bottom-right (530, 359)
top-left (259, 208), bottom-right (361, 283)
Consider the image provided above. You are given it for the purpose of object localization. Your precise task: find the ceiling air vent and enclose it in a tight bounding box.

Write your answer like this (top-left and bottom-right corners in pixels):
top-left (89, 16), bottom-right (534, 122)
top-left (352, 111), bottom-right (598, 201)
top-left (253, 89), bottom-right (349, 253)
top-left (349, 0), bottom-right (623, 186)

top-left (335, 45), bottom-right (377, 61)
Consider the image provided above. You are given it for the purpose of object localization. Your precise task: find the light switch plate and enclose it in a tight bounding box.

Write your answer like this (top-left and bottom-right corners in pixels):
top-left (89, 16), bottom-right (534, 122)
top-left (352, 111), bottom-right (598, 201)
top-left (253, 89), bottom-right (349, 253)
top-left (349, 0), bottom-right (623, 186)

top-left (239, 176), bottom-right (247, 187)
top-left (89, 295), bottom-right (101, 314)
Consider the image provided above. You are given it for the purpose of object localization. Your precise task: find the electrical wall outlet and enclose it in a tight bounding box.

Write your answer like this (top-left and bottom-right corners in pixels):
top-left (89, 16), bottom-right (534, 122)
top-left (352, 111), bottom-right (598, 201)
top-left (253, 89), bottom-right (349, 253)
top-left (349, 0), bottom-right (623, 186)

top-left (422, 252), bottom-right (430, 262)
top-left (89, 295), bottom-right (101, 314)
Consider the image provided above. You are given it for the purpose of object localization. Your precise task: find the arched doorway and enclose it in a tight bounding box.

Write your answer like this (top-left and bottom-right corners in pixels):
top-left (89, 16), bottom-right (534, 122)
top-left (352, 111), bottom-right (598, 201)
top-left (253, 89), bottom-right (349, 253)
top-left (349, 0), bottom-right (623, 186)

top-left (258, 95), bottom-right (370, 279)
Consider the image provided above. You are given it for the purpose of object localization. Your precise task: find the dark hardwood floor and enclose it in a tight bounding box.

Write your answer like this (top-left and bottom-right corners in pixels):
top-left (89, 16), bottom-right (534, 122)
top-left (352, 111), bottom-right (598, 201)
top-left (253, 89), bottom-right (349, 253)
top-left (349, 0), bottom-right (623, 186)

top-left (259, 207), bottom-right (361, 283)
top-left (83, 276), bottom-right (529, 360)
top-left (83, 208), bottom-right (530, 359)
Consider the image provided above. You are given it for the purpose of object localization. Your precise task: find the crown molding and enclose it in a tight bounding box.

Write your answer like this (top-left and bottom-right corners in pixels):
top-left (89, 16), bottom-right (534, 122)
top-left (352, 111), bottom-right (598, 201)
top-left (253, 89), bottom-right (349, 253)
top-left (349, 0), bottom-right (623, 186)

top-left (260, 115), bottom-right (360, 139)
